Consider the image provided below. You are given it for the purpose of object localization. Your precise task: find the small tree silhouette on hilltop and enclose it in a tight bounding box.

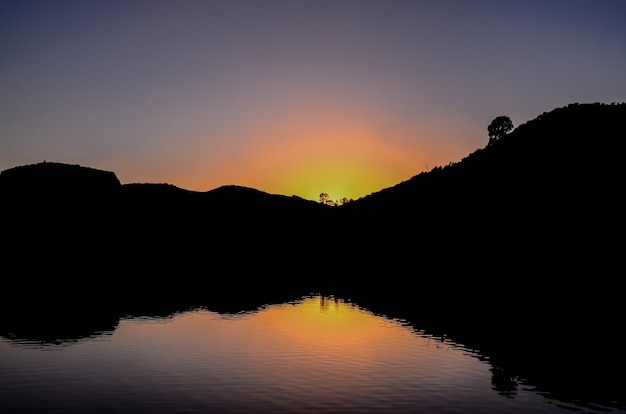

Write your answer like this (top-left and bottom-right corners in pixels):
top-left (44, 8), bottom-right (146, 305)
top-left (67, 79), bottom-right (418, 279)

top-left (319, 192), bottom-right (331, 204)
top-left (319, 192), bottom-right (353, 206)
top-left (487, 115), bottom-right (514, 146)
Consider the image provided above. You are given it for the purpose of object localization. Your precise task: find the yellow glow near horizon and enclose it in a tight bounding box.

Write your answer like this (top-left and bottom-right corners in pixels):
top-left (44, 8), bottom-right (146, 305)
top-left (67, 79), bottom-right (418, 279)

top-left (219, 119), bottom-right (426, 201)
top-left (118, 108), bottom-right (459, 201)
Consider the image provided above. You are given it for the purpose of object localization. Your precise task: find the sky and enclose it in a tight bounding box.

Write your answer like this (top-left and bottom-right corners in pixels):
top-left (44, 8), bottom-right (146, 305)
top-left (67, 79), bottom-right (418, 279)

top-left (2, 0), bottom-right (625, 201)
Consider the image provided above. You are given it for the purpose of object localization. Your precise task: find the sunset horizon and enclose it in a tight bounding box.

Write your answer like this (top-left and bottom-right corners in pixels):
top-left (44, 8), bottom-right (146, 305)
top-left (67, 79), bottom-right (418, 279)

top-left (2, 97), bottom-right (625, 414)
top-left (2, 1), bottom-right (625, 201)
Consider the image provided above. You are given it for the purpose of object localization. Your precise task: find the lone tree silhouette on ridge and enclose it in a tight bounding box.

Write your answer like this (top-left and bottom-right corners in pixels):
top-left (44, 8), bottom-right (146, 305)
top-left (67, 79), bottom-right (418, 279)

top-left (487, 115), bottom-right (514, 146)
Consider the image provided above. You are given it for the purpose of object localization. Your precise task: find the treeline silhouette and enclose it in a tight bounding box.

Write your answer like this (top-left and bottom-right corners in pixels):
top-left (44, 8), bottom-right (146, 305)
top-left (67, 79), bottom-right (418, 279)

top-left (1, 102), bottom-right (624, 409)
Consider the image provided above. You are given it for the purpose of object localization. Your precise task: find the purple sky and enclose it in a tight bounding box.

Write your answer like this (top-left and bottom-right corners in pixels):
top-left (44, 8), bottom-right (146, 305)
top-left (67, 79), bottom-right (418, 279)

top-left (2, 0), bottom-right (625, 200)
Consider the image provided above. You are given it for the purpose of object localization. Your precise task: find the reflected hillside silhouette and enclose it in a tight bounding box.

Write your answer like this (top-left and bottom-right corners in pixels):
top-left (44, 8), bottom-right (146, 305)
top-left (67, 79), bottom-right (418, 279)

top-left (1, 102), bottom-right (625, 410)
top-left (0, 290), bottom-right (306, 347)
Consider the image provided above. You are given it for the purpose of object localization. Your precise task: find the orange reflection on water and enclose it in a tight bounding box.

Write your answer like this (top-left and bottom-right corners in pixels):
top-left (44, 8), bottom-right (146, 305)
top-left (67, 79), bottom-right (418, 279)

top-left (86, 295), bottom-right (496, 410)
top-left (117, 296), bottom-right (476, 380)
top-left (2, 295), bottom-right (593, 413)
top-left (254, 296), bottom-right (395, 355)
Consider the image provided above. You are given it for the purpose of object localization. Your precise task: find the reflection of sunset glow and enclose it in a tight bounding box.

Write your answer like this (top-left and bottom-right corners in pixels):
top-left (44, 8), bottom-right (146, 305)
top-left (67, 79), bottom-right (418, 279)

top-left (118, 295), bottom-right (482, 391)
top-left (2, 295), bottom-right (571, 413)
top-left (255, 296), bottom-right (390, 354)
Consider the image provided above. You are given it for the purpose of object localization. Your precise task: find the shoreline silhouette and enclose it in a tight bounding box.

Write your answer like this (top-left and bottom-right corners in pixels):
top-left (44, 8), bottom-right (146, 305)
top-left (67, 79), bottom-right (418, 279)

top-left (1, 102), bottom-right (624, 410)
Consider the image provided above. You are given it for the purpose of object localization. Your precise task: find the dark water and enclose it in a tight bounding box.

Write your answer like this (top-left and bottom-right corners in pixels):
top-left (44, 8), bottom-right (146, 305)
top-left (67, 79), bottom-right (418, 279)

top-left (0, 295), bottom-right (623, 414)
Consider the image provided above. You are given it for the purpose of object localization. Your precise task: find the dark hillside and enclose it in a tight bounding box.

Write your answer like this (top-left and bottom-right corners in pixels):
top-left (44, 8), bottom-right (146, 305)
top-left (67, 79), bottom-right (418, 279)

top-left (1, 103), bottom-right (622, 295)
top-left (1, 102), bottom-right (624, 409)
top-left (1, 162), bottom-right (123, 281)
top-left (348, 102), bottom-right (622, 208)
top-left (113, 181), bottom-right (331, 295)
top-left (0, 161), bottom-right (121, 194)
top-left (329, 103), bottom-right (625, 406)
top-left (0, 161), bottom-right (331, 303)
top-left (335, 102), bottom-right (623, 275)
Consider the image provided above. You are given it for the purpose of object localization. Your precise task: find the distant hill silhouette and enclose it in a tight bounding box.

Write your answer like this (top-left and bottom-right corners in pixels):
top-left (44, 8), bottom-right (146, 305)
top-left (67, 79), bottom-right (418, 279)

top-left (0, 161), bottom-right (121, 192)
top-left (1, 102), bottom-right (623, 291)
top-left (1, 102), bottom-right (625, 409)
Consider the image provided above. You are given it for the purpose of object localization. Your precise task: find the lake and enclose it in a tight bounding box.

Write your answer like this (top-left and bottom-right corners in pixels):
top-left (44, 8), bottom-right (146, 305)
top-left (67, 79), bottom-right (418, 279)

top-left (1, 295), bottom-right (623, 414)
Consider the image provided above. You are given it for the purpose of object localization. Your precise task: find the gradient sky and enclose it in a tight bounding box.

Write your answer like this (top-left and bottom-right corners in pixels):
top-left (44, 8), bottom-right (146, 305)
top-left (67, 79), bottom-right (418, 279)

top-left (2, 0), bottom-right (625, 201)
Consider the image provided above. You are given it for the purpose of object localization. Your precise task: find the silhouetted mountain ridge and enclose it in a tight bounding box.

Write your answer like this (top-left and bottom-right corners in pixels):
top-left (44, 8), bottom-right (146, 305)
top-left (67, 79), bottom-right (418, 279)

top-left (2, 102), bottom-right (623, 279)
top-left (0, 160), bottom-right (120, 187)
top-left (332, 102), bottom-right (622, 276)
top-left (4, 101), bottom-right (621, 226)
top-left (1, 102), bottom-right (624, 409)
top-left (346, 102), bottom-right (621, 208)
top-left (0, 161), bottom-right (322, 210)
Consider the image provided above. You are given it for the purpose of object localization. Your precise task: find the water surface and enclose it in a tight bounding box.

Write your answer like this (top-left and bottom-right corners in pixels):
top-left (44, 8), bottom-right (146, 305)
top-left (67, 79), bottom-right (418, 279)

top-left (0, 296), bottom-right (622, 413)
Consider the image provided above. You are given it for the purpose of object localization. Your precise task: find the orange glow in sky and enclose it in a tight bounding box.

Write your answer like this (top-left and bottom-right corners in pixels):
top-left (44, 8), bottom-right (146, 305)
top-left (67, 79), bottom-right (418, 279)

top-left (219, 119), bottom-right (425, 201)
top-left (118, 112), bottom-right (460, 201)
top-left (3, 2), bottom-right (623, 201)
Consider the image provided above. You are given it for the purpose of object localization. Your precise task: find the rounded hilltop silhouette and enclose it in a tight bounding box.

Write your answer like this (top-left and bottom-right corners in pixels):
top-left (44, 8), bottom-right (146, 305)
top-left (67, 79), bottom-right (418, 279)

top-left (0, 161), bottom-right (121, 195)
